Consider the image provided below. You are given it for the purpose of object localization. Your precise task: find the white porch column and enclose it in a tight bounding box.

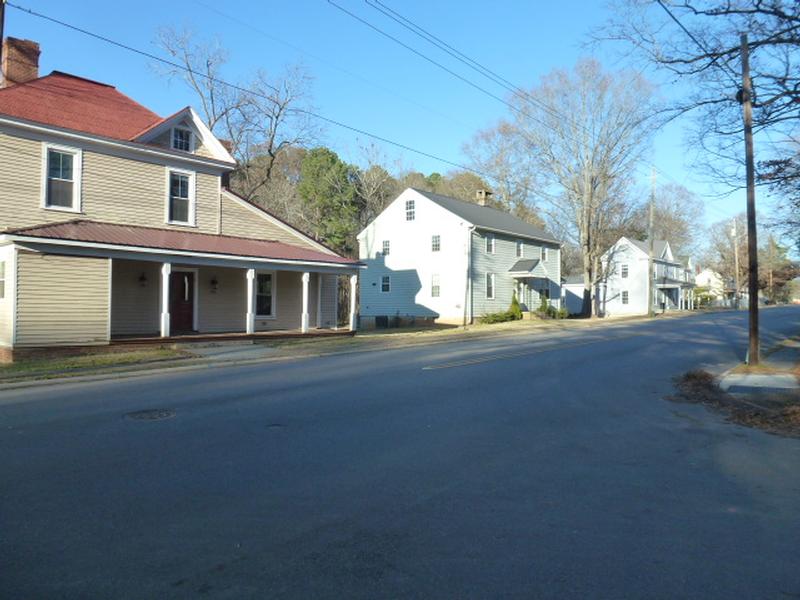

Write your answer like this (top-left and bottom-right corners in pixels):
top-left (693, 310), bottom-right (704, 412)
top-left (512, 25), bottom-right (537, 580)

top-left (246, 269), bottom-right (256, 335)
top-left (316, 273), bottom-right (323, 328)
top-left (301, 272), bottom-right (310, 333)
top-left (160, 263), bottom-right (171, 337)
top-left (348, 274), bottom-right (358, 332)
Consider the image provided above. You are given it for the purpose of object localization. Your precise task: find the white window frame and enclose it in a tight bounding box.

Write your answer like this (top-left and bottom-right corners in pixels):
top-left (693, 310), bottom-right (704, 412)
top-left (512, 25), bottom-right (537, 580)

top-left (405, 199), bottom-right (415, 221)
top-left (382, 240), bottom-right (390, 256)
top-left (431, 234), bottom-right (441, 252)
top-left (541, 247), bottom-right (548, 262)
top-left (165, 168), bottom-right (197, 227)
top-left (486, 234), bottom-right (495, 254)
top-left (381, 275), bottom-right (391, 293)
top-left (171, 127), bottom-right (194, 152)
top-left (41, 143), bottom-right (83, 213)
top-left (486, 273), bottom-right (495, 299)
top-left (431, 273), bottom-right (440, 298)
top-left (621, 264), bottom-right (629, 278)
top-left (254, 270), bottom-right (277, 319)
top-left (622, 290), bottom-right (629, 305)
top-left (515, 240), bottom-right (523, 258)
top-left (0, 260), bottom-right (5, 300)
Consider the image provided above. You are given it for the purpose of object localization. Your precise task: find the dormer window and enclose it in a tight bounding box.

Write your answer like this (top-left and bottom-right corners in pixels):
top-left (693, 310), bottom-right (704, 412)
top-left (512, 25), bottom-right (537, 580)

top-left (171, 128), bottom-right (192, 152)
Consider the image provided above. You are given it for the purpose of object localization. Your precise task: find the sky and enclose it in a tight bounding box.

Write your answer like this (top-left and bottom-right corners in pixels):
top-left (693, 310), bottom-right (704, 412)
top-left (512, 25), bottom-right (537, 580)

top-left (3, 0), bottom-right (779, 233)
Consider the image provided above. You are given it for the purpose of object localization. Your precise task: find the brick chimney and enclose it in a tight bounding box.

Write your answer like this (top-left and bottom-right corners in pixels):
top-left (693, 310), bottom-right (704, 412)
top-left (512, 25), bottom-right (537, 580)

top-left (475, 189), bottom-right (493, 206)
top-left (1, 38), bottom-right (41, 88)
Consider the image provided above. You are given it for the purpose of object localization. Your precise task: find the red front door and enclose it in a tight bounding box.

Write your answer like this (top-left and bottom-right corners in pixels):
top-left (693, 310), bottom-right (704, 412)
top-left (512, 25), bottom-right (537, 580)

top-left (169, 271), bottom-right (195, 332)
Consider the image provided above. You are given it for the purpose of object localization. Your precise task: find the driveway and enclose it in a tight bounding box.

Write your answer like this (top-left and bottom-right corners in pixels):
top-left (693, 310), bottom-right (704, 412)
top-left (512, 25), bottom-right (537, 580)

top-left (1, 307), bottom-right (799, 598)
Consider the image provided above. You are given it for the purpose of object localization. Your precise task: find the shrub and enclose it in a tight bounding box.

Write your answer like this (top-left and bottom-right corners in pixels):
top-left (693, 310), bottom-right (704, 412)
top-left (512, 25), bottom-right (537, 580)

top-left (538, 294), bottom-right (549, 314)
top-left (557, 307), bottom-right (569, 319)
top-left (509, 291), bottom-right (523, 320)
top-left (479, 310), bottom-right (517, 324)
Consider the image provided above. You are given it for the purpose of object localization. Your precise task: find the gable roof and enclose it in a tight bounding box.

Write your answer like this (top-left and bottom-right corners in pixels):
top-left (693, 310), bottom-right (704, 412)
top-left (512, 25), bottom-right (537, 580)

top-left (0, 71), bottom-right (161, 140)
top-left (134, 106), bottom-right (235, 163)
top-left (3, 220), bottom-right (361, 266)
top-left (411, 188), bottom-right (559, 243)
top-left (628, 238), bottom-right (670, 258)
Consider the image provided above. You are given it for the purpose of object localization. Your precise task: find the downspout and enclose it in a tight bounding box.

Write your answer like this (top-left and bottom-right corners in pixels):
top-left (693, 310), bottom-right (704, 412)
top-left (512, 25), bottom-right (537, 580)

top-left (463, 224), bottom-right (476, 326)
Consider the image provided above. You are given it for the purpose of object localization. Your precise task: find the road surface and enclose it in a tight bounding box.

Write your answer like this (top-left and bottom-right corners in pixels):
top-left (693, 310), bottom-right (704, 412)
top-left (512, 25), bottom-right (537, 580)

top-left (1, 307), bottom-right (799, 599)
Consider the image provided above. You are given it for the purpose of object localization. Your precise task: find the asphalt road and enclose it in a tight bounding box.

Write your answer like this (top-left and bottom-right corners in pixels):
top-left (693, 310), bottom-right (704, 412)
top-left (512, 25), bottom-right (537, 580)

top-left (2, 307), bottom-right (799, 599)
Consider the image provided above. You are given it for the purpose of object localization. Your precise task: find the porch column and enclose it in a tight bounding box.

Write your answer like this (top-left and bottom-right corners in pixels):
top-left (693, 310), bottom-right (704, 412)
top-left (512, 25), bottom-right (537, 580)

top-left (245, 269), bottom-right (255, 335)
top-left (301, 272), bottom-right (310, 334)
top-left (348, 274), bottom-right (358, 332)
top-left (316, 273), bottom-right (323, 328)
top-left (160, 263), bottom-right (171, 337)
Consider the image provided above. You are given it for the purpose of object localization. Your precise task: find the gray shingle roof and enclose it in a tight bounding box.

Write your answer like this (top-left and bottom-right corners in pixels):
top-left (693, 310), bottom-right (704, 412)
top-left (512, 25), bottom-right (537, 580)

top-left (563, 274), bottom-right (584, 285)
top-left (509, 259), bottom-right (540, 272)
top-left (411, 188), bottom-right (559, 243)
top-left (629, 238), bottom-right (669, 257)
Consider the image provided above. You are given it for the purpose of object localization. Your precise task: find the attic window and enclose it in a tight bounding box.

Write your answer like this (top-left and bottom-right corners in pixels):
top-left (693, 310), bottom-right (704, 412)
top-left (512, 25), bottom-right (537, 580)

top-left (171, 128), bottom-right (192, 152)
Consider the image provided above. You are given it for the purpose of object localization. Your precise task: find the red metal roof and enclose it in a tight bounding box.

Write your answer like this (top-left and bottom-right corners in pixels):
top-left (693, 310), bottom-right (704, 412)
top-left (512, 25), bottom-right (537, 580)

top-left (5, 220), bottom-right (360, 266)
top-left (0, 71), bottom-right (162, 140)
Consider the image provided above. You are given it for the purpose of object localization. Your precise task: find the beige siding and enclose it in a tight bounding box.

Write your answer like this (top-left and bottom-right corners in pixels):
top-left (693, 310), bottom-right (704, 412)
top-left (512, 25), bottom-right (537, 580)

top-left (146, 121), bottom-right (215, 159)
top-left (320, 274), bottom-right (338, 328)
top-left (197, 266), bottom-right (247, 333)
top-left (220, 193), bottom-right (327, 251)
top-left (0, 129), bottom-right (222, 234)
top-left (110, 260), bottom-right (160, 336)
top-left (15, 251), bottom-right (110, 347)
top-left (255, 271), bottom-right (319, 331)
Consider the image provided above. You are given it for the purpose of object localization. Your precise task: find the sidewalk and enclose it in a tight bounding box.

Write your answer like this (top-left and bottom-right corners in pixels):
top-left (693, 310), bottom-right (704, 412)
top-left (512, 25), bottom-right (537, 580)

top-left (720, 338), bottom-right (800, 394)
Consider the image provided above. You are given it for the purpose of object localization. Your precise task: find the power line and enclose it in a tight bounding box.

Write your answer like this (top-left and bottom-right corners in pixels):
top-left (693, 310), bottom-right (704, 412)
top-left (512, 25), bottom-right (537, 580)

top-left (5, 1), bottom-right (492, 180)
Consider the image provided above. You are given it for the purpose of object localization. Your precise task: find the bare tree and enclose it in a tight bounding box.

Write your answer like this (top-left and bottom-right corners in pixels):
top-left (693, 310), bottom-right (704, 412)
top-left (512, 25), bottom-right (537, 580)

top-left (155, 28), bottom-right (317, 202)
top-left (631, 182), bottom-right (705, 256)
top-left (475, 59), bottom-right (657, 315)
top-left (352, 144), bottom-right (401, 228)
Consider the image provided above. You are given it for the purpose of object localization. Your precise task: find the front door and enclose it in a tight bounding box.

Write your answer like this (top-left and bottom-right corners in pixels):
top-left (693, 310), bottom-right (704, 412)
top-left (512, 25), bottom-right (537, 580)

top-left (169, 271), bottom-right (195, 332)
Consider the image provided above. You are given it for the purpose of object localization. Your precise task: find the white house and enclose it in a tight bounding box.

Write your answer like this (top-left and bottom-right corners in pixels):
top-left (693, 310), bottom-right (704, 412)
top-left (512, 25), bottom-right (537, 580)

top-left (357, 188), bottom-right (562, 326)
top-left (597, 237), bottom-right (695, 317)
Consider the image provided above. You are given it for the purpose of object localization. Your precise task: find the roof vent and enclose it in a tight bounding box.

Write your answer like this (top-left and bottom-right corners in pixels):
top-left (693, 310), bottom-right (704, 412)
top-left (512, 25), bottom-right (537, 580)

top-left (475, 189), bottom-right (493, 206)
top-left (1, 37), bottom-right (41, 88)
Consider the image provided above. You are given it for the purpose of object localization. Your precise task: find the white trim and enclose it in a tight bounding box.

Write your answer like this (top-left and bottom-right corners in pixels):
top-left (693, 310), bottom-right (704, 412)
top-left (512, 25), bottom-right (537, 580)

top-left (160, 262), bottom-right (171, 337)
top-left (134, 107), bottom-right (235, 164)
top-left (301, 272), bottom-right (310, 333)
top-left (245, 269), bottom-right (256, 334)
top-left (220, 190), bottom-right (335, 255)
top-left (170, 267), bottom-right (200, 331)
top-left (380, 275), bottom-right (391, 293)
top-left (41, 142), bottom-right (83, 213)
top-left (107, 258), bottom-right (113, 342)
top-left (165, 167), bottom-right (197, 227)
top-left (349, 274), bottom-right (357, 331)
top-left (254, 269), bottom-right (277, 320)
top-left (0, 234), bottom-right (364, 271)
top-left (0, 114), bottom-right (235, 169)
top-left (170, 126), bottom-right (194, 153)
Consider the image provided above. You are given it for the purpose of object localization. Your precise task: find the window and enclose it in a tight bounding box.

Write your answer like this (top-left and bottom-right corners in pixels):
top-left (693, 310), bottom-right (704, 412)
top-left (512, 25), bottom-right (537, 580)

top-left (431, 274), bottom-right (440, 298)
top-left (432, 235), bottom-right (441, 252)
top-left (486, 234), bottom-right (495, 254)
top-left (168, 170), bottom-right (193, 224)
top-left (405, 199), bottom-right (415, 221)
top-left (171, 128), bottom-right (192, 152)
top-left (541, 247), bottom-right (548, 262)
top-left (622, 291), bottom-right (629, 305)
top-left (45, 146), bottom-right (80, 211)
top-left (621, 264), bottom-right (629, 278)
top-left (486, 273), bottom-right (495, 299)
top-left (256, 273), bottom-right (274, 317)
top-left (515, 240), bottom-right (523, 258)
top-left (0, 261), bottom-right (5, 299)
top-left (381, 275), bottom-right (391, 293)
top-left (382, 240), bottom-right (390, 256)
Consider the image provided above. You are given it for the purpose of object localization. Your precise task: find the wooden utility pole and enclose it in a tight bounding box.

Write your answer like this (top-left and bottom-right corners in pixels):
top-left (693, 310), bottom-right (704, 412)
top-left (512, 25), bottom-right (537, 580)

top-left (732, 218), bottom-right (740, 309)
top-left (647, 168), bottom-right (655, 317)
top-left (739, 33), bottom-right (759, 365)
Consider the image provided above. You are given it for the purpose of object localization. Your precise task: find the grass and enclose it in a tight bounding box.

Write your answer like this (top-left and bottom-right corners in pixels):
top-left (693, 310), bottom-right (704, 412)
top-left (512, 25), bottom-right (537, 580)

top-left (0, 348), bottom-right (190, 382)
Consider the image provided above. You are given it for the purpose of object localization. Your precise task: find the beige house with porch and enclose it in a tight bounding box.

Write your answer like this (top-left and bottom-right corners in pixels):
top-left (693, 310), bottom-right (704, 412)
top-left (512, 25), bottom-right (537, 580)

top-left (0, 37), bottom-right (361, 362)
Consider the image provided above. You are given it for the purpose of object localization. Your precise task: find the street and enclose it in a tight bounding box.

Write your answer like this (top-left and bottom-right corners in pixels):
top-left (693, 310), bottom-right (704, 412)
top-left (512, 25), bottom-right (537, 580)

top-left (2, 307), bottom-right (799, 599)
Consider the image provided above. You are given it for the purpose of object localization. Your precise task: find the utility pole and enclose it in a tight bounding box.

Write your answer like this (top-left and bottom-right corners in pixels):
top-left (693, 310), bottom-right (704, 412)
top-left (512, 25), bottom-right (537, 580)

top-left (732, 218), bottom-right (740, 309)
top-left (647, 168), bottom-right (655, 317)
top-left (739, 33), bottom-right (759, 365)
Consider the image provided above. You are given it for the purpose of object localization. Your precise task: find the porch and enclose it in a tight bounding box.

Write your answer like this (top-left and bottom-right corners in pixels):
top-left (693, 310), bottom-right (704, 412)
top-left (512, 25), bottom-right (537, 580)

top-left (655, 281), bottom-right (696, 312)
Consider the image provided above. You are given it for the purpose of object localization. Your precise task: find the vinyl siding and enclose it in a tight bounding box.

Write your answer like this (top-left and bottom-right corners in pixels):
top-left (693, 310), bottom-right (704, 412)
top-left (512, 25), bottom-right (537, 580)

top-left (319, 274), bottom-right (338, 328)
top-left (471, 229), bottom-right (561, 317)
top-left (110, 260), bottom-right (160, 335)
top-left (219, 193), bottom-right (326, 251)
top-left (254, 270), bottom-right (319, 331)
top-left (15, 251), bottom-right (110, 347)
top-left (147, 120), bottom-right (215, 159)
top-left (197, 266), bottom-right (247, 333)
top-left (0, 128), bottom-right (222, 234)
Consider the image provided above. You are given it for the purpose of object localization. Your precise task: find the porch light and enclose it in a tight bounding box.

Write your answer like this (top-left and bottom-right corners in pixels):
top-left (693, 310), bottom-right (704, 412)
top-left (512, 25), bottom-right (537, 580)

top-left (210, 276), bottom-right (219, 293)
top-left (138, 273), bottom-right (148, 287)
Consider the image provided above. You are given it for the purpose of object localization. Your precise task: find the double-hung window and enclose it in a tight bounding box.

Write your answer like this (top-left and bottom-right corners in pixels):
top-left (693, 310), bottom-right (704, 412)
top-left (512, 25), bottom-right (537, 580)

top-left (256, 273), bottom-right (274, 317)
top-left (405, 200), bottom-right (415, 221)
top-left (486, 273), bottom-right (495, 299)
top-left (171, 128), bottom-right (192, 152)
top-left (0, 261), bottom-right (5, 299)
top-left (45, 146), bottom-right (81, 211)
top-left (622, 291), bottom-right (629, 304)
top-left (515, 240), bottom-right (523, 258)
top-left (541, 247), bottom-right (548, 262)
top-left (168, 170), bottom-right (193, 225)
top-left (486, 234), bottom-right (495, 254)
top-left (381, 275), bottom-right (391, 293)
top-left (431, 235), bottom-right (441, 252)
top-left (431, 274), bottom-right (440, 298)
top-left (621, 264), bottom-right (629, 278)
top-left (382, 240), bottom-right (390, 256)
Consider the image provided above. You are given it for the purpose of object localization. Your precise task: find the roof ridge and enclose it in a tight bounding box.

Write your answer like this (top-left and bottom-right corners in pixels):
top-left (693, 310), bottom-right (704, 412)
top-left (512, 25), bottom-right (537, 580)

top-left (49, 70), bottom-right (116, 88)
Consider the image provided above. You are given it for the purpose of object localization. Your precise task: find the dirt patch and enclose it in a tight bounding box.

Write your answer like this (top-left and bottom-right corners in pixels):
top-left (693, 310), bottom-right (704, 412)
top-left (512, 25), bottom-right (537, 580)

top-left (669, 370), bottom-right (800, 437)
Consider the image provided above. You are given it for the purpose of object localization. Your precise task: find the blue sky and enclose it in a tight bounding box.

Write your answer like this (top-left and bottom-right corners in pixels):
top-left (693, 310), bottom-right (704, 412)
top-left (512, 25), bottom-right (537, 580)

top-left (5, 0), bottom-right (773, 229)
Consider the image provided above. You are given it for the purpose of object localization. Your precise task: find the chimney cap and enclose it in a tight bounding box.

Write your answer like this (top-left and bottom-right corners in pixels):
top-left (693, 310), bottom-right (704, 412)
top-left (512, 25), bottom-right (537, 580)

top-left (475, 189), bottom-right (493, 205)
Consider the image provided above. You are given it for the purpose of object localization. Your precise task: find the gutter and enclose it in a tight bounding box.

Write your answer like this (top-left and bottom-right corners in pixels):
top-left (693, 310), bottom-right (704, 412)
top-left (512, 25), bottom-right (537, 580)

top-left (464, 225), bottom-right (476, 326)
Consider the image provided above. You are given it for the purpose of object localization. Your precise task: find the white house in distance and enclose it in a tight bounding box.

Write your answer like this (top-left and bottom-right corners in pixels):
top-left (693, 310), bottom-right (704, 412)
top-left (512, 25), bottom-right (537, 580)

top-left (594, 237), bottom-right (696, 317)
top-left (357, 188), bottom-right (562, 326)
